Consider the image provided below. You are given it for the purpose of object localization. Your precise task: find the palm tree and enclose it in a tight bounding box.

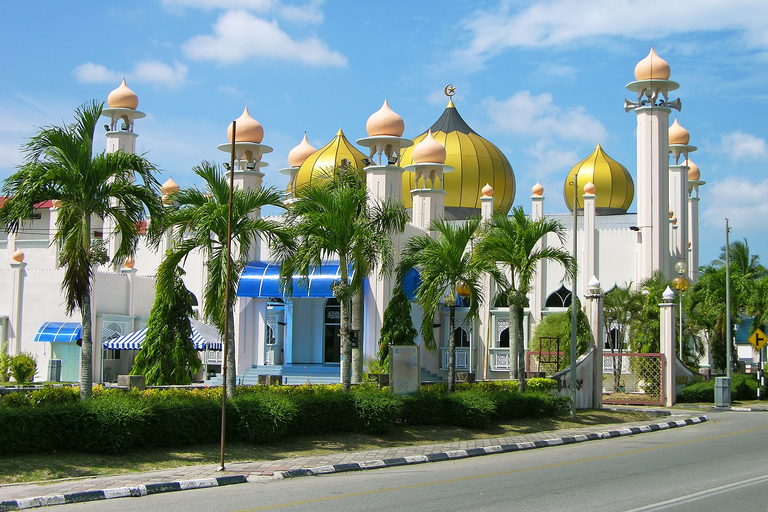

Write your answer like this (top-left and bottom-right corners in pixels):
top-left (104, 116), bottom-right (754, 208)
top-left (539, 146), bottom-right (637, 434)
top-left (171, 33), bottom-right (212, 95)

top-left (147, 161), bottom-right (290, 397)
top-left (475, 207), bottom-right (574, 391)
top-left (0, 101), bottom-right (163, 399)
top-left (275, 168), bottom-right (407, 392)
top-left (400, 217), bottom-right (501, 393)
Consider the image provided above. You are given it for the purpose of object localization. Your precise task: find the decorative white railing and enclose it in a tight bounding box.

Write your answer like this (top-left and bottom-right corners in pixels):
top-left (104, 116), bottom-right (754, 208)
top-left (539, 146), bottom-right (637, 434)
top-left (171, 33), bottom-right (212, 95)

top-left (489, 348), bottom-right (510, 371)
top-left (440, 348), bottom-right (470, 370)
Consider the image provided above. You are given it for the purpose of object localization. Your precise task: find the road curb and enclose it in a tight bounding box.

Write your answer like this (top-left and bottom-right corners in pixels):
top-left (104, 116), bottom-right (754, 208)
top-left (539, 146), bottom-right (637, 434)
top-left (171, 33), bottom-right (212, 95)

top-left (0, 475), bottom-right (247, 511)
top-left (282, 416), bottom-right (709, 479)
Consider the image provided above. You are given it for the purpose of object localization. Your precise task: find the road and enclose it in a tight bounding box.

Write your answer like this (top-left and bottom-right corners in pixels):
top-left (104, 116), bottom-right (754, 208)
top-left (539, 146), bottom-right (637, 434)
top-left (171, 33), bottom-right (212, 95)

top-left (68, 410), bottom-right (768, 512)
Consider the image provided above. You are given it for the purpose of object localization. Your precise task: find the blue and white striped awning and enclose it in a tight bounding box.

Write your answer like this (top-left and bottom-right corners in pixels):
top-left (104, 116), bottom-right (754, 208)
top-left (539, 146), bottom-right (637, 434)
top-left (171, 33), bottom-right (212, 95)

top-left (238, 261), bottom-right (350, 298)
top-left (34, 322), bottom-right (82, 343)
top-left (103, 321), bottom-right (222, 351)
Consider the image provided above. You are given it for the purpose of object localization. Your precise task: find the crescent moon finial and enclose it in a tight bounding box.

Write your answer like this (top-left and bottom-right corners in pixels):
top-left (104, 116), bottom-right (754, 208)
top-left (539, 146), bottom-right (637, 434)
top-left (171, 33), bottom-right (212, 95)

top-left (444, 84), bottom-right (456, 97)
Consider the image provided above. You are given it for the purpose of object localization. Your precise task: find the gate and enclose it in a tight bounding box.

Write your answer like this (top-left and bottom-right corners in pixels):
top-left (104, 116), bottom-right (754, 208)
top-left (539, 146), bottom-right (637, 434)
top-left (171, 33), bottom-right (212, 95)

top-left (526, 337), bottom-right (565, 378)
top-left (602, 352), bottom-right (665, 405)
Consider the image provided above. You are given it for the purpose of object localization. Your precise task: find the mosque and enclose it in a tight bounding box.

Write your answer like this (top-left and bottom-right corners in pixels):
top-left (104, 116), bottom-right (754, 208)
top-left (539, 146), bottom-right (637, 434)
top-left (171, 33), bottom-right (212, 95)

top-left (0, 48), bottom-right (707, 387)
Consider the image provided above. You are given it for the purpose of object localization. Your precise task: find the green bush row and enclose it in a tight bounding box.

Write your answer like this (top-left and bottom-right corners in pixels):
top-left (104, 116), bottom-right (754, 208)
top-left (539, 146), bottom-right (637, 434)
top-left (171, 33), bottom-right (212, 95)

top-left (0, 382), bottom-right (567, 455)
top-left (678, 374), bottom-right (766, 403)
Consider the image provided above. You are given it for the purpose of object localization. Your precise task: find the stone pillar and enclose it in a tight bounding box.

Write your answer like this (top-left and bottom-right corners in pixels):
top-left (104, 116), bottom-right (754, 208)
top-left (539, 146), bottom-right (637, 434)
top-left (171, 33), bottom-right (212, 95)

top-left (477, 186), bottom-right (495, 380)
top-left (585, 276), bottom-right (603, 409)
top-left (9, 251), bottom-right (27, 355)
top-left (48, 203), bottom-right (61, 269)
top-left (121, 259), bottom-right (137, 326)
top-left (660, 286), bottom-right (677, 407)
top-left (530, 184), bottom-right (546, 330)
top-left (582, 183), bottom-right (597, 297)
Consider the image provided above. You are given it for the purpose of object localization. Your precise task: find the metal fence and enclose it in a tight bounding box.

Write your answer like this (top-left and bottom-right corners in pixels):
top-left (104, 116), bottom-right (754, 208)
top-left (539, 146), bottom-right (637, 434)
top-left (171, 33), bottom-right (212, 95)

top-left (602, 352), bottom-right (665, 405)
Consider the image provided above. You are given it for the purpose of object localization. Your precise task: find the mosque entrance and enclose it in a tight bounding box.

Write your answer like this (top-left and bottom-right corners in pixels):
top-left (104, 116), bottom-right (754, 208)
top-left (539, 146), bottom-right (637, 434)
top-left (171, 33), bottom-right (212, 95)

top-left (602, 353), bottom-right (665, 405)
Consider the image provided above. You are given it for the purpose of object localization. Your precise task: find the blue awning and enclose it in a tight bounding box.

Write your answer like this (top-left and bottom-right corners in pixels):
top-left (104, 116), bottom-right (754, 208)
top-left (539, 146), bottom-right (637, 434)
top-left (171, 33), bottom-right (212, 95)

top-left (238, 261), bottom-right (349, 298)
top-left (402, 268), bottom-right (422, 301)
top-left (103, 321), bottom-right (222, 351)
top-left (34, 322), bottom-right (82, 343)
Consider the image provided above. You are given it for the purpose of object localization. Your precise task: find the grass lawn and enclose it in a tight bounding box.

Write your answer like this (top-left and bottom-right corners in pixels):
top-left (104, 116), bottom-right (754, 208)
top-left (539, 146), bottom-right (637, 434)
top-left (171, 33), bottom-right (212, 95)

top-left (0, 410), bottom-right (654, 484)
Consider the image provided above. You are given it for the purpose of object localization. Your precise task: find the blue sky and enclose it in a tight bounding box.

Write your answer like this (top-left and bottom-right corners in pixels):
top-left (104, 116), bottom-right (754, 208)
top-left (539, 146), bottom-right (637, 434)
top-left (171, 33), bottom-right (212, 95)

top-left (1, 0), bottom-right (767, 268)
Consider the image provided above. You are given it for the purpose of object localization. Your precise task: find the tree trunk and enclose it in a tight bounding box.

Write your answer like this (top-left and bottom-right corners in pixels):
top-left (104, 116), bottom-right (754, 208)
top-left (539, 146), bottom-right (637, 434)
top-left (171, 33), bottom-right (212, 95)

top-left (79, 293), bottom-right (93, 400)
top-left (340, 295), bottom-right (352, 392)
top-left (225, 308), bottom-right (236, 398)
top-left (351, 290), bottom-right (363, 383)
top-left (448, 305), bottom-right (456, 393)
top-left (509, 300), bottom-right (526, 391)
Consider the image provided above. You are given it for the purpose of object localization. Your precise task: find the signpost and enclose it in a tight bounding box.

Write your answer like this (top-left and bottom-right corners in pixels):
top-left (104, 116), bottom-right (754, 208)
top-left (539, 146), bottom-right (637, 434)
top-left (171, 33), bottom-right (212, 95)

top-left (749, 329), bottom-right (767, 400)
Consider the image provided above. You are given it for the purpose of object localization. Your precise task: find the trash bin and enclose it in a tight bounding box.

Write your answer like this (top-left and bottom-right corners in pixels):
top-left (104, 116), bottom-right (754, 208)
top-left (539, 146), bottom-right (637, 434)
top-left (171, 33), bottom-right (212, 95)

top-left (715, 376), bottom-right (731, 407)
top-left (47, 359), bottom-right (62, 382)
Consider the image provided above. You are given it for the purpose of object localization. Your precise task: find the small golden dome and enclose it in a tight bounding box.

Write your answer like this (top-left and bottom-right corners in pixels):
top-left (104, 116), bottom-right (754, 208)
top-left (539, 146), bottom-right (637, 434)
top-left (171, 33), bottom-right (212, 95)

top-left (288, 133), bottom-right (316, 168)
top-left (293, 129), bottom-right (367, 192)
top-left (11, 249), bottom-right (24, 263)
top-left (686, 158), bottom-right (700, 181)
top-left (227, 107), bottom-right (264, 144)
top-left (564, 144), bottom-right (634, 215)
top-left (481, 183), bottom-right (494, 197)
top-left (672, 216), bottom-right (678, 226)
top-left (669, 118), bottom-right (690, 145)
top-left (634, 47), bottom-right (671, 81)
top-left (412, 129), bottom-right (446, 164)
top-left (583, 181), bottom-right (596, 195)
top-left (107, 79), bottom-right (139, 109)
top-left (401, 100), bottom-right (515, 218)
top-left (124, 256), bottom-right (135, 269)
top-left (366, 100), bottom-right (405, 137)
top-left (669, 209), bottom-right (674, 219)
top-left (531, 182), bottom-right (544, 196)
top-left (161, 177), bottom-right (180, 195)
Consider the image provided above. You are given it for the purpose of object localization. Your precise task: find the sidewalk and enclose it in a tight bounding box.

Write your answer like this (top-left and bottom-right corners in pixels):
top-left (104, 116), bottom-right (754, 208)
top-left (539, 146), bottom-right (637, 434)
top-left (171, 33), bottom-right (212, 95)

top-left (0, 409), bottom-right (709, 510)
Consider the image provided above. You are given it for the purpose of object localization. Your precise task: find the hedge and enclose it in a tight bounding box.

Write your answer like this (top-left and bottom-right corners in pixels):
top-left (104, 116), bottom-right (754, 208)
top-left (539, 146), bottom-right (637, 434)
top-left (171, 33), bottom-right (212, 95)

top-left (678, 373), bottom-right (766, 403)
top-left (0, 381), bottom-right (568, 455)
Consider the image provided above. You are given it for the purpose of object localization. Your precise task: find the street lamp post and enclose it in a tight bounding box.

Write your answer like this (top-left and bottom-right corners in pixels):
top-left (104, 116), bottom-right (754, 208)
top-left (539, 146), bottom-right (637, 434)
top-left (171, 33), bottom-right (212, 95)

top-left (672, 261), bottom-right (690, 361)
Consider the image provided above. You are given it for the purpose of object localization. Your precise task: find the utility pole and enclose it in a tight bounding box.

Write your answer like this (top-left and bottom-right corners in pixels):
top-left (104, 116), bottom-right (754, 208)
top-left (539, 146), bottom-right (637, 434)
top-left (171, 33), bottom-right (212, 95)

top-left (725, 218), bottom-right (731, 380)
top-left (570, 173), bottom-right (578, 419)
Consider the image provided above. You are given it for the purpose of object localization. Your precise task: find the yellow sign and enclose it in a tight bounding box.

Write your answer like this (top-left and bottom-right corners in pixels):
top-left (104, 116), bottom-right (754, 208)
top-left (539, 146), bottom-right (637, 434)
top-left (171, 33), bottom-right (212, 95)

top-left (748, 328), bottom-right (768, 350)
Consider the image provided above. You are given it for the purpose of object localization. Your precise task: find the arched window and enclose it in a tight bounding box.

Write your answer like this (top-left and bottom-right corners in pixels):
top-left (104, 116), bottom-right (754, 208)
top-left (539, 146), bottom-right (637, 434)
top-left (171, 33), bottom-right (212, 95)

top-left (499, 328), bottom-right (509, 348)
top-left (453, 326), bottom-right (471, 348)
top-left (545, 285), bottom-right (572, 308)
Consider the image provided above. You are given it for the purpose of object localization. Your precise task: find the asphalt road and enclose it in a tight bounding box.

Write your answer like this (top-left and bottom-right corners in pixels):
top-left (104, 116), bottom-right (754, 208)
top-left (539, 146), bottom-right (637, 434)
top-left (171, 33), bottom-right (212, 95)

top-left (68, 410), bottom-right (768, 512)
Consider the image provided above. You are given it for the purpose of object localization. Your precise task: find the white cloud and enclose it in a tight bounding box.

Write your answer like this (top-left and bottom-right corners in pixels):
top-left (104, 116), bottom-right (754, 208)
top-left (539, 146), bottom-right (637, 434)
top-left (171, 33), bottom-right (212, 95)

top-left (720, 131), bottom-right (768, 161)
top-left (455, 0), bottom-right (768, 68)
top-left (182, 10), bottom-right (346, 66)
top-left (701, 176), bottom-right (768, 235)
top-left (73, 61), bottom-right (187, 88)
top-left (73, 63), bottom-right (121, 84)
top-left (161, 0), bottom-right (323, 24)
top-left (278, 0), bottom-right (323, 24)
top-left (484, 91), bottom-right (607, 143)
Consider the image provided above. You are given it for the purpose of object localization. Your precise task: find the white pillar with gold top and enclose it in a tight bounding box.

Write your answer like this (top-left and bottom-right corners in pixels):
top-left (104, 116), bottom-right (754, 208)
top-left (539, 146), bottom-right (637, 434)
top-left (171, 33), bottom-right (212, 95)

top-left (406, 130), bottom-right (453, 234)
top-left (686, 159), bottom-right (705, 283)
top-left (582, 182), bottom-right (597, 297)
top-left (478, 184), bottom-right (495, 380)
top-left (668, 118), bottom-right (696, 268)
top-left (9, 250), bottom-right (26, 355)
top-left (530, 183), bottom-right (546, 327)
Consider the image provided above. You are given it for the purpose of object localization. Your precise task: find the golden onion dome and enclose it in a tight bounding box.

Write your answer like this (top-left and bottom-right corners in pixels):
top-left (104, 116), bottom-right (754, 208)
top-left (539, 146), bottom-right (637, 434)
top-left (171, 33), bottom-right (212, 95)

top-left (669, 118), bottom-right (690, 145)
top-left (107, 79), bottom-right (139, 110)
top-left (686, 158), bottom-right (700, 181)
top-left (293, 129), bottom-right (367, 191)
top-left (400, 100), bottom-right (515, 219)
top-left (288, 132), bottom-right (317, 168)
top-left (634, 47), bottom-right (671, 81)
top-left (227, 107), bottom-right (264, 144)
top-left (366, 100), bottom-right (405, 137)
top-left (564, 144), bottom-right (634, 215)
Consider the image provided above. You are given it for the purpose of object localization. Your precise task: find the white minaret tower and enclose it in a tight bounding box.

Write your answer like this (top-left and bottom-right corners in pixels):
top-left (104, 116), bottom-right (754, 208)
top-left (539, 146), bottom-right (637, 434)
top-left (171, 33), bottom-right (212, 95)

top-left (357, 100), bottom-right (414, 358)
top-left (102, 79), bottom-right (145, 269)
top-left (668, 118), bottom-right (696, 270)
top-left (217, 107), bottom-right (272, 195)
top-left (582, 181), bottom-right (597, 297)
top-left (686, 159), bottom-right (705, 283)
top-left (405, 130), bottom-right (453, 234)
top-left (625, 47), bottom-right (681, 282)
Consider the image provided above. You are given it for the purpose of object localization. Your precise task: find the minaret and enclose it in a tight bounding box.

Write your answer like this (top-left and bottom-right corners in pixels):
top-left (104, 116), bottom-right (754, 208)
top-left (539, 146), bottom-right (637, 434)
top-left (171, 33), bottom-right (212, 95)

top-left (279, 133), bottom-right (316, 204)
top-left (217, 107), bottom-right (272, 196)
top-left (625, 47), bottom-right (681, 281)
top-left (102, 80), bottom-right (145, 268)
top-left (686, 159), bottom-right (705, 282)
top-left (357, 100), bottom-right (414, 361)
top-left (668, 118), bottom-right (696, 270)
top-left (405, 130), bottom-right (453, 234)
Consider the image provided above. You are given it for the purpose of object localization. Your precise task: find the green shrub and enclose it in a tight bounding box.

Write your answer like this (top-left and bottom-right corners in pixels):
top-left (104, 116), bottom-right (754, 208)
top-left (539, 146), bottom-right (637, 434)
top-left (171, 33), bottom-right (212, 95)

top-left (10, 352), bottom-right (37, 383)
top-left (679, 380), bottom-right (714, 402)
top-left (30, 385), bottom-right (79, 406)
top-left (526, 378), bottom-right (557, 394)
top-left (444, 391), bottom-right (495, 428)
top-left (228, 393), bottom-right (296, 443)
top-left (0, 341), bottom-right (11, 382)
top-left (350, 388), bottom-right (401, 434)
top-left (399, 388), bottom-right (449, 425)
top-left (679, 374), bottom-right (765, 403)
top-left (0, 390), bottom-right (32, 408)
